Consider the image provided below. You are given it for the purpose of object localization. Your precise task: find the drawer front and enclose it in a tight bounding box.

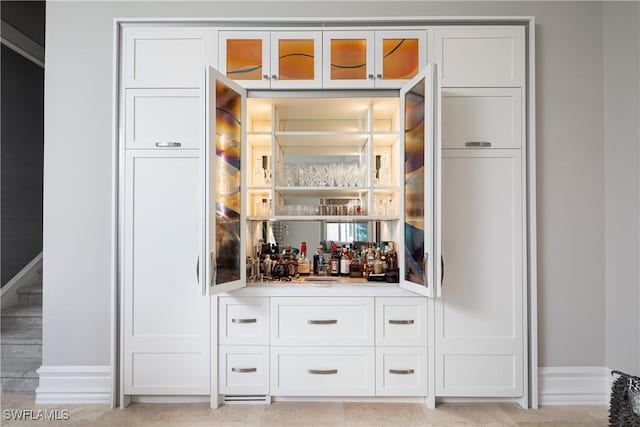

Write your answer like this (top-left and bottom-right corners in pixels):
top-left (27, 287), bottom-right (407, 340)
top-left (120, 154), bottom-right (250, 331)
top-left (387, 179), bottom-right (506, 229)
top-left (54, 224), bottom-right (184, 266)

top-left (270, 297), bottom-right (374, 346)
top-left (125, 89), bottom-right (202, 150)
top-left (376, 347), bottom-right (428, 396)
top-left (219, 346), bottom-right (269, 395)
top-left (376, 297), bottom-right (428, 346)
top-left (433, 27), bottom-right (524, 87)
top-left (219, 297), bottom-right (269, 345)
top-left (271, 347), bottom-right (375, 396)
top-left (442, 88), bottom-right (522, 149)
top-left (123, 28), bottom-right (215, 88)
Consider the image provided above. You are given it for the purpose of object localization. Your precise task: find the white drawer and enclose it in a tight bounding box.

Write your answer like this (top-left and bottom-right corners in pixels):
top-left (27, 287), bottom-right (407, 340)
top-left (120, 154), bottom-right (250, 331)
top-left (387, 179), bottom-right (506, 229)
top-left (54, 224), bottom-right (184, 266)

top-left (270, 297), bottom-right (374, 346)
top-left (123, 28), bottom-right (215, 88)
top-left (219, 346), bottom-right (269, 395)
top-left (432, 27), bottom-right (525, 87)
top-left (219, 297), bottom-right (269, 346)
top-left (125, 89), bottom-right (202, 150)
top-left (376, 347), bottom-right (428, 396)
top-left (271, 347), bottom-right (374, 396)
top-left (442, 88), bottom-right (522, 149)
top-left (376, 297), bottom-right (427, 346)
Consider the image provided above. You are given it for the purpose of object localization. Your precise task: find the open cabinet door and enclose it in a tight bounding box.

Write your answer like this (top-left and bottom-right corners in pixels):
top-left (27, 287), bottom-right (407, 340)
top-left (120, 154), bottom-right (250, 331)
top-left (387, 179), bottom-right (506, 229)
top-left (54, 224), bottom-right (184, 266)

top-left (205, 66), bottom-right (247, 295)
top-left (400, 65), bottom-right (440, 297)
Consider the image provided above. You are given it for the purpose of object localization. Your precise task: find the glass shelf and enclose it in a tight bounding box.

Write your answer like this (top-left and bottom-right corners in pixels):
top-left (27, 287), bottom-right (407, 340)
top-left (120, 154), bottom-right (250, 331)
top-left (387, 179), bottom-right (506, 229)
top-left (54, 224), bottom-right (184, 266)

top-left (246, 215), bottom-right (400, 222)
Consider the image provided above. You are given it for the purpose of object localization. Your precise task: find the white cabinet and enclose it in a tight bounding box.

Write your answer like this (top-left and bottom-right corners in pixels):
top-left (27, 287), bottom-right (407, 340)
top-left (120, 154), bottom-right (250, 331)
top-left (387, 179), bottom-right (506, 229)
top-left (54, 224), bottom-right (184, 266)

top-left (432, 27), bottom-right (525, 87)
top-left (271, 347), bottom-right (375, 396)
top-left (376, 347), bottom-right (428, 396)
top-left (219, 297), bottom-right (269, 346)
top-left (123, 28), bottom-right (216, 88)
top-left (220, 31), bottom-right (323, 89)
top-left (219, 346), bottom-right (269, 395)
top-left (374, 31), bottom-right (427, 89)
top-left (375, 297), bottom-right (428, 347)
top-left (436, 149), bottom-right (524, 396)
top-left (124, 89), bottom-right (202, 150)
top-left (442, 88), bottom-right (523, 149)
top-left (270, 297), bottom-right (374, 346)
top-left (122, 150), bottom-right (209, 395)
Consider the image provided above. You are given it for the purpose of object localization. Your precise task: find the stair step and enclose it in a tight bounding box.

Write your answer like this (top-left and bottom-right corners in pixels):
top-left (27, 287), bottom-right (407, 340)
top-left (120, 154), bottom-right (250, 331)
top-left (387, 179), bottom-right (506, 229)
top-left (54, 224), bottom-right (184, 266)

top-left (17, 286), bottom-right (43, 306)
top-left (0, 357), bottom-right (40, 378)
top-left (1, 305), bottom-right (42, 330)
top-left (1, 328), bottom-right (42, 358)
top-left (1, 377), bottom-right (39, 393)
top-left (16, 286), bottom-right (43, 295)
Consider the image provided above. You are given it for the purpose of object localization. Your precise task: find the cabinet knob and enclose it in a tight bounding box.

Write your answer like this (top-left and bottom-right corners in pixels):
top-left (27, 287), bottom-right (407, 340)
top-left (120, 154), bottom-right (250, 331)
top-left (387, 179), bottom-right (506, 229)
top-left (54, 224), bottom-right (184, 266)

top-left (368, 74), bottom-right (374, 80)
top-left (376, 74), bottom-right (383, 79)
top-left (263, 74), bottom-right (270, 80)
top-left (271, 74), bottom-right (278, 80)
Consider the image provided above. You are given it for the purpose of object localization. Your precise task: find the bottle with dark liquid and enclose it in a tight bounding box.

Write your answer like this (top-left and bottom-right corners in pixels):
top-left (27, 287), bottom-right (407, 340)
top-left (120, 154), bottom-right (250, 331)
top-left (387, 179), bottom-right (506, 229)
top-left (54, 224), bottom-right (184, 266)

top-left (330, 242), bottom-right (339, 276)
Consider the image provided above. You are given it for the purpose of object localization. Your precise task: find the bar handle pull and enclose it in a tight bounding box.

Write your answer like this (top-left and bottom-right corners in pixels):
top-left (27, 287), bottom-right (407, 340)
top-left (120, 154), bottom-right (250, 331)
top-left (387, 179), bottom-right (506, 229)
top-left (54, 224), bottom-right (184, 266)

top-left (231, 367), bottom-right (257, 373)
top-left (155, 142), bottom-right (182, 148)
top-left (308, 369), bottom-right (338, 375)
top-left (307, 319), bottom-right (338, 325)
top-left (196, 256), bottom-right (199, 285)
top-left (465, 141), bottom-right (492, 148)
top-left (423, 252), bottom-right (429, 288)
top-left (232, 318), bottom-right (257, 324)
top-left (389, 369), bottom-right (415, 375)
top-left (388, 319), bottom-right (414, 325)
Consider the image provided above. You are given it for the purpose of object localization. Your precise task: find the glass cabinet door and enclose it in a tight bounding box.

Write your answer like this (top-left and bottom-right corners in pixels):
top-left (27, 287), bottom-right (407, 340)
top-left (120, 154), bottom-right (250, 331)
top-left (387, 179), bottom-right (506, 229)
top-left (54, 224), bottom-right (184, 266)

top-left (374, 31), bottom-right (427, 89)
top-left (270, 31), bottom-right (322, 89)
top-left (206, 67), bottom-right (247, 295)
top-left (219, 31), bottom-right (270, 89)
top-left (323, 31), bottom-right (375, 89)
top-left (400, 65), bottom-right (439, 297)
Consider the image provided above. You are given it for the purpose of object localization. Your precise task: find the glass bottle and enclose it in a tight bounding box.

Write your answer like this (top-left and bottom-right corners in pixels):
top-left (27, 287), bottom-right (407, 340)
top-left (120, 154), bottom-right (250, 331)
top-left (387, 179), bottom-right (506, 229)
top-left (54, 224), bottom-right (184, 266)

top-left (340, 247), bottom-right (350, 277)
top-left (373, 247), bottom-right (384, 274)
top-left (298, 241), bottom-right (310, 276)
top-left (313, 245), bottom-right (324, 275)
top-left (330, 243), bottom-right (339, 276)
top-left (349, 249), bottom-right (362, 278)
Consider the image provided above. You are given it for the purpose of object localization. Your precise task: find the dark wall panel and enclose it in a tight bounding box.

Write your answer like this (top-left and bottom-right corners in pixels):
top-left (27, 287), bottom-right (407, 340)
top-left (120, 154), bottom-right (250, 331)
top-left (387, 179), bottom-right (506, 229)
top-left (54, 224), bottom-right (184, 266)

top-left (1, 44), bottom-right (44, 285)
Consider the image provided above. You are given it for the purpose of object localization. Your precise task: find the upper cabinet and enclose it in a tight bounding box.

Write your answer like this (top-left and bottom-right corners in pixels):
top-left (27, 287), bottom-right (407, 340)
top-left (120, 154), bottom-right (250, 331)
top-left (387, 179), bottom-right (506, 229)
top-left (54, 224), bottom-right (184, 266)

top-left (323, 30), bottom-right (427, 89)
top-left (219, 31), bottom-right (323, 90)
top-left (431, 27), bottom-right (525, 87)
top-left (123, 28), bottom-right (217, 88)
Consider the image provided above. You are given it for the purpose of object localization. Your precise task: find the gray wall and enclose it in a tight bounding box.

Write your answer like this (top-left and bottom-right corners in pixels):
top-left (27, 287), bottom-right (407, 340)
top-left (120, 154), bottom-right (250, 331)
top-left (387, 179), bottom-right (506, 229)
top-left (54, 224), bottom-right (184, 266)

top-left (604, 2), bottom-right (640, 376)
top-left (44, 1), bottom-right (614, 368)
top-left (1, 44), bottom-right (44, 285)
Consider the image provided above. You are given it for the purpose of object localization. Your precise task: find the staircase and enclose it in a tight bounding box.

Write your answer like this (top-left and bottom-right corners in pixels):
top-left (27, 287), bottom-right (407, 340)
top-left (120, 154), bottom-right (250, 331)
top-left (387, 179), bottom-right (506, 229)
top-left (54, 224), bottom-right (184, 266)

top-left (1, 283), bottom-right (42, 393)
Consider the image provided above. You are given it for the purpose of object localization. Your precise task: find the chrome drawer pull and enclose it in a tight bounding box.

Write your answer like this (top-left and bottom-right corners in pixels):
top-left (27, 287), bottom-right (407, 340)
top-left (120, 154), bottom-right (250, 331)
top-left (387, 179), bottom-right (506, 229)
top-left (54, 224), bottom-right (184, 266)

top-left (155, 142), bottom-right (182, 148)
top-left (232, 318), bottom-right (257, 324)
top-left (308, 369), bottom-right (338, 375)
top-left (307, 319), bottom-right (337, 325)
top-left (388, 319), bottom-right (414, 325)
top-left (231, 367), bottom-right (257, 373)
top-left (389, 369), bottom-right (415, 375)
top-left (465, 141), bottom-right (492, 148)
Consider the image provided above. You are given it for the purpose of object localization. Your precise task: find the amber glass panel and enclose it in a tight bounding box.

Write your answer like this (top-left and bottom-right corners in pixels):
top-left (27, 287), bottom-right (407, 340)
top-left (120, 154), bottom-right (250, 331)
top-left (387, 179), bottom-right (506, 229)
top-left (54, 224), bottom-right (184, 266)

top-left (383, 38), bottom-right (419, 80)
top-left (214, 80), bottom-right (242, 285)
top-left (404, 78), bottom-right (426, 286)
top-left (331, 39), bottom-right (367, 80)
top-left (278, 39), bottom-right (314, 80)
top-left (226, 39), bottom-right (262, 80)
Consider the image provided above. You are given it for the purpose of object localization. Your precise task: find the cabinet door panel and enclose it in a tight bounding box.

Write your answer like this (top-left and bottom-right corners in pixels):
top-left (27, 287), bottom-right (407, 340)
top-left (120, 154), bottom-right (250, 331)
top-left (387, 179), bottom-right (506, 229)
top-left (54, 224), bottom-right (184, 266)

top-left (271, 31), bottom-right (322, 89)
top-left (123, 28), bottom-right (215, 88)
top-left (436, 149), bottom-right (524, 397)
top-left (219, 31), bottom-right (270, 89)
top-left (442, 88), bottom-right (522, 149)
top-left (125, 89), bottom-right (201, 150)
top-left (323, 31), bottom-right (375, 89)
top-left (219, 346), bottom-right (269, 394)
top-left (376, 347), bottom-right (428, 396)
top-left (374, 31), bottom-right (427, 89)
top-left (123, 150), bottom-right (209, 395)
top-left (433, 27), bottom-right (524, 87)
top-left (375, 297), bottom-right (428, 346)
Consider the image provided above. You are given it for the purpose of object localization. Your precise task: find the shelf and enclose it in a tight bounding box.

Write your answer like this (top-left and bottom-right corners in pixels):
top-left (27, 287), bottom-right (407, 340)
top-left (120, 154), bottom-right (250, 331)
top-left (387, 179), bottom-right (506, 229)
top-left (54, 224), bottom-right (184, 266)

top-left (274, 186), bottom-right (368, 198)
top-left (373, 133), bottom-right (401, 146)
top-left (246, 215), bottom-right (399, 222)
top-left (247, 186), bottom-right (272, 191)
top-left (275, 132), bottom-right (369, 155)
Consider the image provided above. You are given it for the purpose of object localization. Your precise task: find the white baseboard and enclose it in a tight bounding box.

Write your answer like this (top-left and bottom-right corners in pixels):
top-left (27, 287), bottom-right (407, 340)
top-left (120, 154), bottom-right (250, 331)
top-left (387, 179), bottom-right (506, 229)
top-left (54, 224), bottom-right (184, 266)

top-left (539, 366), bottom-right (608, 406)
top-left (36, 365), bottom-right (111, 405)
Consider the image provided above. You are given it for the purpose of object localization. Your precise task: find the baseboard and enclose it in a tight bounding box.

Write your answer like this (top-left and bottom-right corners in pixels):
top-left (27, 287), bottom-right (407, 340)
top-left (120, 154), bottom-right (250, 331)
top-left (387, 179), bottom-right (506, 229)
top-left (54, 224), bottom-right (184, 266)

top-left (539, 366), bottom-right (608, 406)
top-left (35, 365), bottom-right (111, 404)
top-left (272, 396), bottom-right (427, 403)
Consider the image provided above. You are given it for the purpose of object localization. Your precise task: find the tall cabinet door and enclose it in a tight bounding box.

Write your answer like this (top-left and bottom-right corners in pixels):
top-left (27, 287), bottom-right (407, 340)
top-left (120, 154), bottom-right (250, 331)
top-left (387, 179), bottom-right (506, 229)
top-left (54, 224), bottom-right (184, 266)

top-left (436, 149), bottom-right (524, 396)
top-left (400, 65), bottom-right (439, 298)
top-left (206, 67), bottom-right (248, 295)
top-left (123, 150), bottom-right (210, 395)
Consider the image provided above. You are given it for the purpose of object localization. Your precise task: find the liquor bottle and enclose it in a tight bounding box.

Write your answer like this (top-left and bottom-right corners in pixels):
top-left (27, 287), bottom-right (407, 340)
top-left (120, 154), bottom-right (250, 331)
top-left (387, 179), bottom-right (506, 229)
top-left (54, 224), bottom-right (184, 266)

top-left (373, 247), bottom-right (384, 274)
top-left (340, 247), bottom-right (350, 277)
top-left (330, 243), bottom-right (339, 276)
top-left (313, 245), bottom-right (324, 275)
top-left (349, 249), bottom-right (362, 278)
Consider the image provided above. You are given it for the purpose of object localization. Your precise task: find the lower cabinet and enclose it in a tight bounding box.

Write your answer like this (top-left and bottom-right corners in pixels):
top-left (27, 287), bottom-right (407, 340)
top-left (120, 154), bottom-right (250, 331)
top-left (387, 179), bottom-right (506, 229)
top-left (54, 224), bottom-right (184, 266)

top-left (376, 347), bottom-right (428, 396)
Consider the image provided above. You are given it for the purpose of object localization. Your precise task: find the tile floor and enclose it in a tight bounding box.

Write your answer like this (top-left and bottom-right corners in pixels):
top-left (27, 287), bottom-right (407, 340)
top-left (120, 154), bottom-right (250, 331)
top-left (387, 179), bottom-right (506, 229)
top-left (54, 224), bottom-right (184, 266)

top-left (1, 394), bottom-right (608, 426)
